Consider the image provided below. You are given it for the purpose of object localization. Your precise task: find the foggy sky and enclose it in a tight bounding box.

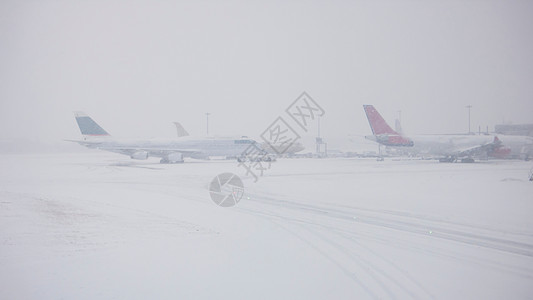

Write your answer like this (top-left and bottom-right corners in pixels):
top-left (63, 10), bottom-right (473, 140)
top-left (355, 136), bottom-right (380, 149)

top-left (1, 0), bottom-right (532, 146)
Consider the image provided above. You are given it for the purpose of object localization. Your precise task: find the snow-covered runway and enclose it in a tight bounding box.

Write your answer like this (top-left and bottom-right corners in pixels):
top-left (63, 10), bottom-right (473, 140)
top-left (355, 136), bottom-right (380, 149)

top-left (1, 153), bottom-right (532, 299)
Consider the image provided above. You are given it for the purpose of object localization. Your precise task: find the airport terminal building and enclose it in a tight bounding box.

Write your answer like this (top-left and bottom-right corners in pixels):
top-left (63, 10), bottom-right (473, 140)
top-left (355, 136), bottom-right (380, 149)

top-left (495, 124), bottom-right (533, 136)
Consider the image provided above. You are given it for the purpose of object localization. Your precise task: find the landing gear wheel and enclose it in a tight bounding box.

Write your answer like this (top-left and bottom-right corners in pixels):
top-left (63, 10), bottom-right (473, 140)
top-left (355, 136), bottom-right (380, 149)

top-left (439, 156), bottom-right (457, 163)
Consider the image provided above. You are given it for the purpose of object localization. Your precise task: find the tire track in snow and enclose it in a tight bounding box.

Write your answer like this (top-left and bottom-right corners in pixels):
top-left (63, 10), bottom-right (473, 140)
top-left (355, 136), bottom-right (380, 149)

top-left (330, 203), bottom-right (533, 239)
top-left (306, 227), bottom-right (404, 300)
top-left (238, 205), bottom-right (436, 299)
top-left (245, 193), bottom-right (533, 257)
top-left (238, 204), bottom-right (533, 281)
top-left (273, 221), bottom-right (380, 299)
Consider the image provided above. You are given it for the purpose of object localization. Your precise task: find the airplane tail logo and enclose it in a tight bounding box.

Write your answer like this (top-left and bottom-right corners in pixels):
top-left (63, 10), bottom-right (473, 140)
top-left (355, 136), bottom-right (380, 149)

top-left (363, 105), bottom-right (398, 135)
top-left (74, 111), bottom-right (110, 137)
top-left (363, 105), bottom-right (413, 147)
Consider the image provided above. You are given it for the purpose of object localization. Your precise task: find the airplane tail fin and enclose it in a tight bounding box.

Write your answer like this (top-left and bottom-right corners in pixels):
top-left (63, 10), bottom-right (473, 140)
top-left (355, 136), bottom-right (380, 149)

top-left (74, 111), bottom-right (110, 137)
top-left (173, 122), bottom-right (189, 137)
top-left (363, 105), bottom-right (398, 135)
top-left (395, 119), bottom-right (403, 135)
top-left (363, 105), bottom-right (414, 147)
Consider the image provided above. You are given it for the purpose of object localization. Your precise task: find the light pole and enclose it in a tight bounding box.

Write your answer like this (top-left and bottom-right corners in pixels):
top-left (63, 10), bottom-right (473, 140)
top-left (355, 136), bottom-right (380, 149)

top-left (317, 115), bottom-right (321, 138)
top-left (316, 116), bottom-right (321, 155)
top-left (206, 112), bottom-right (211, 136)
top-left (396, 110), bottom-right (402, 124)
top-left (316, 116), bottom-right (327, 157)
top-left (465, 105), bottom-right (472, 134)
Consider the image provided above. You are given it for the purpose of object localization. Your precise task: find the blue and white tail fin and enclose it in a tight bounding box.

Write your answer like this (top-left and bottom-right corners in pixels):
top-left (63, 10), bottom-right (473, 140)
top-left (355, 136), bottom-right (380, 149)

top-left (74, 111), bottom-right (110, 137)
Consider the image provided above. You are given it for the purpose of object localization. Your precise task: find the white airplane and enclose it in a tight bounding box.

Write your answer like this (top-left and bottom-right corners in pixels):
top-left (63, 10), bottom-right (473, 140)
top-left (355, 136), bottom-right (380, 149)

top-left (172, 121), bottom-right (305, 156)
top-left (496, 135), bottom-right (533, 160)
top-left (68, 112), bottom-right (263, 164)
top-left (363, 105), bottom-right (506, 162)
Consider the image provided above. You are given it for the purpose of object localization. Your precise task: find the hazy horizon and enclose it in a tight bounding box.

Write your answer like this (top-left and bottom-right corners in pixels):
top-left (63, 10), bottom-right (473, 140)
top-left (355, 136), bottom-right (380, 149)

top-left (1, 0), bottom-right (532, 146)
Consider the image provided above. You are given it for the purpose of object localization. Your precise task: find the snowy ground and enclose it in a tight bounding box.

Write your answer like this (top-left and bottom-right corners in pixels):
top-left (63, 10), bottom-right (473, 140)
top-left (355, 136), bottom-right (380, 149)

top-left (1, 152), bottom-right (532, 299)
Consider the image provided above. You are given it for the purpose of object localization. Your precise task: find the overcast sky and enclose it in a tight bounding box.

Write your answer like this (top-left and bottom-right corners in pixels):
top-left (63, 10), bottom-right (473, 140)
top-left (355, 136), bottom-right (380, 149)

top-left (1, 0), bottom-right (532, 145)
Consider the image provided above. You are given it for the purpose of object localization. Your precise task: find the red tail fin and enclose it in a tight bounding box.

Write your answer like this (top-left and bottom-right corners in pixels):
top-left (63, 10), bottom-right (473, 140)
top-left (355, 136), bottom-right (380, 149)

top-left (363, 105), bottom-right (398, 135)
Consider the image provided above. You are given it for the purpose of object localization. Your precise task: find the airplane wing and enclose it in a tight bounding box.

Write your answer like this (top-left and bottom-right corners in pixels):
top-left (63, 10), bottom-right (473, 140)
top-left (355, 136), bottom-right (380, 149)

top-left (98, 146), bottom-right (202, 155)
top-left (64, 139), bottom-right (95, 144)
top-left (451, 137), bottom-right (502, 158)
top-left (64, 139), bottom-right (104, 149)
top-left (65, 140), bottom-right (203, 156)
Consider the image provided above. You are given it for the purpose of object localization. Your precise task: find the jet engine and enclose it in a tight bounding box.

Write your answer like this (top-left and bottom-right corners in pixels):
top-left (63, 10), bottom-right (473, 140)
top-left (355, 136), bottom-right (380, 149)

top-left (162, 152), bottom-right (184, 164)
top-left (130, 151), bottom-right (149, 160)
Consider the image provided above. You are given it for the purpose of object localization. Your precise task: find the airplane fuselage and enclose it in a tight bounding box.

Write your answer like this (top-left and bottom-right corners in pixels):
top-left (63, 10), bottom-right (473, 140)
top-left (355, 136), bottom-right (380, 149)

top-left (407, 135), bottom-right (496, 157)
top-left (81, 136), bottom-right (258, 161)
top-left (366, 134), bottom-right (496, 156)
